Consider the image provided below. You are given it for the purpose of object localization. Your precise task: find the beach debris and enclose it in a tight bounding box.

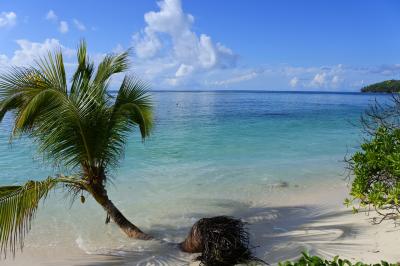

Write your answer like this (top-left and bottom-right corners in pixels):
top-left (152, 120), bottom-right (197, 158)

top-left (268, 181), bottom-right (289, 190)
top-left (80, 195), bottom-right (85, 204)
top-left (180, 216), bottom-right (265, 265)
top-left (276, 181), bottom-right (289, 188)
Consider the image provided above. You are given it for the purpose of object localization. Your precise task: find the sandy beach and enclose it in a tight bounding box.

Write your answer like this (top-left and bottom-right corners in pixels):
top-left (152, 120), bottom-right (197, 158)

top-left (1, 0), bottom-right (399, 265)
top-left (2, 181), bottom-right (399, 266)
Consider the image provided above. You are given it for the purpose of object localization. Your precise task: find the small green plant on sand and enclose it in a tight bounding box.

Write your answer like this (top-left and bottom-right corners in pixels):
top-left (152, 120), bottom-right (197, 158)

top-left (279, 252), bottom-right (399, 266)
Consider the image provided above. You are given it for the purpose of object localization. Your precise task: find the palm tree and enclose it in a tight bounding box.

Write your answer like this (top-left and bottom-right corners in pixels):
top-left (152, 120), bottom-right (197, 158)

top-left (0, 41), bottom-right (153, 257)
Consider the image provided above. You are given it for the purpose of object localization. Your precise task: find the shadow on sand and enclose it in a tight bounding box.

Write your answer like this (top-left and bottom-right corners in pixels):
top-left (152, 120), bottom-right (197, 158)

top-left (64, 199), bottom-right (371, 266)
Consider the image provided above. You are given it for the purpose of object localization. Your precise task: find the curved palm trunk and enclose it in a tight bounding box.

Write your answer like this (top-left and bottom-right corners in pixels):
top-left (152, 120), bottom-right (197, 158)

top-left (88, 182), bottom-right (152, 240)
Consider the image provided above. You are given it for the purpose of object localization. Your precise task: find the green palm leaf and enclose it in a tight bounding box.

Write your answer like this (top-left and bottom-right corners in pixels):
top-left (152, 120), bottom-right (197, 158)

top-left (0, 176), bottom-right (85, 258)
top-left (0, 178), bottom-right (57, 258)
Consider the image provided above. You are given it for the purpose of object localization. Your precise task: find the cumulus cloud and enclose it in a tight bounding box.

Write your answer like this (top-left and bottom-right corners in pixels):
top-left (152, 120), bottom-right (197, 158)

top-left (46, 10), bottom-right (84, 33)
top-left (367, 64), bottom-right (400, 76)
top-left (304, 65), bottom-right (345, 89)
top-left (0, 11), bottom-right (17, 28)
top-left (0, 37), bottom-right (395, 91)
top-left (211, 71), bottom-right (259, 86)
top-left (207, 64), bottom-right (352, 91)
top-left (59, 21), bottom-right (69, 33)
top-left (0, 54), bottom-right (8, 68)
top-left (132, 0), bottom-right (237, 86)
top-left (45, 10), bottom-right (57, 21)
top-left (132, 31), bottom-right (161, 58)
top-left (0, 38), bottom-right (74, 68)
top-left (311, 72), bottom-right (327, 87)
top-left (73, 19), bottom-right (86, 31)
top-left (289, 77), bottom-right (299, 87)
top-left (112, 44), bottom-right (124, 54)
top-left (175, 64), bottom-right (194, 77)
top-left (331, 75), bottom-right (341, 87)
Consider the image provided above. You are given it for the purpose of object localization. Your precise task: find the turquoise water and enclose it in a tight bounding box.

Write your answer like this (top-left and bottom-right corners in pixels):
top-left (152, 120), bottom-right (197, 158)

top-left (0, 91), bottom-right (390, 261)
top-left (0, 91), bottom-right (385, 184)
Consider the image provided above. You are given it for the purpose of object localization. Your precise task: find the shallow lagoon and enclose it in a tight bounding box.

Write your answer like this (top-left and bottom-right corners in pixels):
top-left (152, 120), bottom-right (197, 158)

top-left (0, 91), bottom-right (391, 264)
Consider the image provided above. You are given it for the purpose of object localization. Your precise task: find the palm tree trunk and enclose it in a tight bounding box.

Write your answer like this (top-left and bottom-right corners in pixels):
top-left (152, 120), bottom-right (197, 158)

top-left (88, 182), bottom-right (152, 240)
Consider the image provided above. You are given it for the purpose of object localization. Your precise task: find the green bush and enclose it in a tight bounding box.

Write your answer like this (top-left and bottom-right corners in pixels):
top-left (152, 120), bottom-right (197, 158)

top-left (279, 252), bottom-right (399, 266)
top-left (345, 126), bottom-right (400, 223)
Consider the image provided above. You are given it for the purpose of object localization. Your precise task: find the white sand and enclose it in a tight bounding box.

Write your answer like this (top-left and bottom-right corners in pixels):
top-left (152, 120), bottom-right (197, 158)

top-left (3, 182), bottom-right (400, 266)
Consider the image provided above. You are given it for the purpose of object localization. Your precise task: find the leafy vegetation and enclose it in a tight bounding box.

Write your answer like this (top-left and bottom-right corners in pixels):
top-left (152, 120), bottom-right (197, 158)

top-left (0, 40), bottom-right (153, 257)
top-left (346, 95), bottom-right (400, 223)
top-left (361, 80), bottom-right (400, 93)
top-left (345, 126), bottom-right (400, 223)
top-left (279, 252), bottom-right (399, 266)
top-left (345, 94), bottom-right (400, 223)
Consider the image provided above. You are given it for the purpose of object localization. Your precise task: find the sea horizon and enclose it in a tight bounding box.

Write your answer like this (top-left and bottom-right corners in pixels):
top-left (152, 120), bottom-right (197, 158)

top-left (137, 90), bottom-right (389, 95)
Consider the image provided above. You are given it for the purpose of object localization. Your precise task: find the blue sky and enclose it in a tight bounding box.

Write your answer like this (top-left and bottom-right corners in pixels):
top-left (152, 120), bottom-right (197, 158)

top-left (0, 0), bottom-right (399, 91)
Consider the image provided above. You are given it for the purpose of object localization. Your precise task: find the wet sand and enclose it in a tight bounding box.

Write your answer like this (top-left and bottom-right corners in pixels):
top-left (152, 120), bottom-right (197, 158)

top-left (3, 181), bottom-right (400, 265)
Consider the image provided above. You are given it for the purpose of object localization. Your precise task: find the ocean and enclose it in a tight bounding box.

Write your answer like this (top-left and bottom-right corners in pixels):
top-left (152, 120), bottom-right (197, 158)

top-left (0, 91), bottom-right (390, 264)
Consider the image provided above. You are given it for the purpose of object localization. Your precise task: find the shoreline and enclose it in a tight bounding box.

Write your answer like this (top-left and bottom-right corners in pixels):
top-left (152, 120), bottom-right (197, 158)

top-left (2, 181), bottom-right (400, 265)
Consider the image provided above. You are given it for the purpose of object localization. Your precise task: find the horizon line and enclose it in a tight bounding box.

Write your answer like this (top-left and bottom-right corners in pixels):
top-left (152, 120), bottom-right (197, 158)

top-left (108, 89), bottom-right (387, 95)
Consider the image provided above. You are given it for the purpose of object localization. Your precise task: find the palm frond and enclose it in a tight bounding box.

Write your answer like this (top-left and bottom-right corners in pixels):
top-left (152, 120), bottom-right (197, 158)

top-left (0, 176), bottom-right (85, 258)
top-left (0, 54), bottom-right (68, 137)
top-left (113, 76), bottom-right (153, 138)
top-left (0, 178), bottom-right (57, 258)
top-left (0, 67), bottom-right (46, 122)
top-left (34, 50), bottom-right (67, 94)
top-left (0, 186), bottom-right (20, 198)
top-left (71, 40), bottom-right (94, 97)
top-left (93, 50), bottom-right (130, 86)
top-left (99, 76), bottom-right (153, 169)
top-left (12, 88), bottom-right (66, 136)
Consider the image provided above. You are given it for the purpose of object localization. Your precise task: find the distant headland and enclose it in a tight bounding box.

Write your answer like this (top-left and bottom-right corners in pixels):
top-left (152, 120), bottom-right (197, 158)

top-left (361, 79), bottom-right (400, 93)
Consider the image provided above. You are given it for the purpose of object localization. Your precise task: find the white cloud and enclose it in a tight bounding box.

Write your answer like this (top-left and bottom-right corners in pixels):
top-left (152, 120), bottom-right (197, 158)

top-left (0, 39), bottom-right (74, 67)
top-left (175, 64), bottom-right (194, 77)
top-left (289, 77), bottom-right (299, 87)
top-left (112, 44), bottom-right (124, 54)
top-left (211, 71), bottom-right (258, 86)
top-left (132, 31), bottom-right (161, 58)
top-left (46, 11), bottom-right (85, 33)
top-left (331, 75), bottom-right (341, 87)
top-left (132, 0), bottom-right (237, 86)
top-left (311, 72), bottom-right (327, 87)
top-left (0, 54), bottom-right (8, 71)
top-left (0, 11), bottom-right (17, 28)
top-left (0, 38), bottom-right (394, 92)
top-left (59, 21), bottom-right (69, 33)
top-left (368, 64), bottom-right (400, 76)
top-left (301, 65), bottom-right (345, 89)
top-left (73, 19), bottom-right (86, 31)
top-left (45, 10), bottom-right (57, 21)
top-left (206, 64), bottom-right (351, 91)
